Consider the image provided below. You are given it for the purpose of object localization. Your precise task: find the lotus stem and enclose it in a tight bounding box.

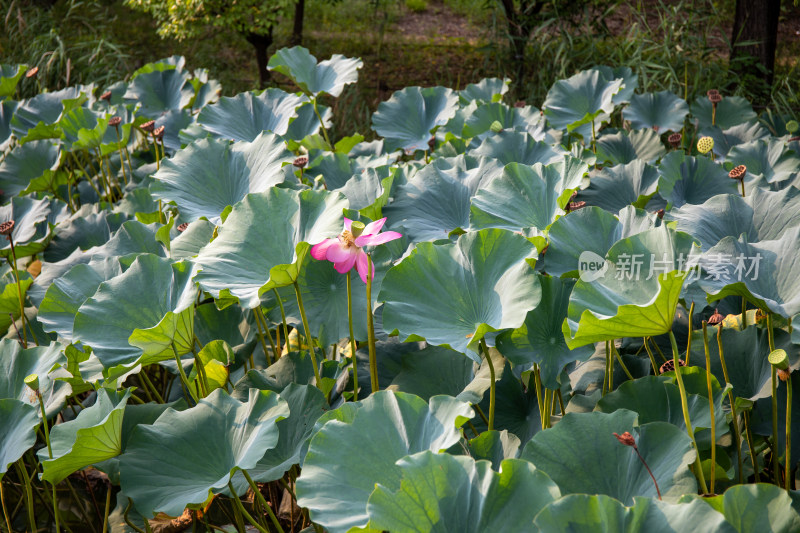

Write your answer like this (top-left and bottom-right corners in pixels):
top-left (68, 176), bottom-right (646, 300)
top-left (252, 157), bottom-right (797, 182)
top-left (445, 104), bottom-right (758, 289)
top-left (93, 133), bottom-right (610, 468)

top-left (138, 368), bottom-right (164, 404)
top-left (767, 313), bottom-right (780, 484)
top-left (112, 125), bottom-right (129, 186)
top-left (786, 372), bottom-right (792, 491)
top-left (293, 282), bottom-right (323, 389)
top-left (542, 388), bottom-right (552, 430)
top-left (170, 343), bottom-right (194, 401)
top-left (242, 470), bottom-right (286, 533)
top-left (610, 341), bottom-right (634, 381)
top-left (668, 330), bottom-right (709, 494)
top-left (643, 337), bottom-right (660, 375)
top-left (0, 480), bottom-right (12, 533)
top-left (557, 389), bottom-right (566, 415)
top-left (252, 307), bottom-right (273, 366)
top-left (15, 460), bottom-right (35, 532)
top-left (716, 325), bottom-right (743, 483)
top-left (533, 364), bottom-right (544, 424)
top-left (365, 254), bottom-right (378, 394)
top-left (311, 98), bottom-right (332, 149)
top-left (685, 302), bottom-right (695, 365)
top-left (273, 289), bottom-right (290, 353)
top-left (227, 481), bottom-right (269, 533)
top-left (102, 482), bottom-right (111, 533)
top-left (591, 119), bottom-right (597, 156)
top-left (190, 347), bottom-right (210, 398)
top-left (346, 271), bottom-right (359, 401)
top-left (35, 393), bottom-right (60, 532)
top-left (741, 298), bottom-right (747, 329)
top-left (256, 307), bottom-right (278, 365)
top-left (743, 409), bottom-right (760, 482)
top-left (479, 337), bottom-right (496, 431)
top-left (5, 234), bottom-right (28, 348)
top-left (603, 341), bottom-right (610, 395)
top-left (701, 322), bottom-right (717, 493)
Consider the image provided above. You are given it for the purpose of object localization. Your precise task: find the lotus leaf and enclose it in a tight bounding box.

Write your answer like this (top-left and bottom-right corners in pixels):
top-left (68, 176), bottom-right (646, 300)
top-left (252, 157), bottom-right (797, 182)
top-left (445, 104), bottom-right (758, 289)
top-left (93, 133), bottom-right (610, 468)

top-left (267, 46), bottom-right (362, 97)
top-left (623, 91), bottom-right (689, 132)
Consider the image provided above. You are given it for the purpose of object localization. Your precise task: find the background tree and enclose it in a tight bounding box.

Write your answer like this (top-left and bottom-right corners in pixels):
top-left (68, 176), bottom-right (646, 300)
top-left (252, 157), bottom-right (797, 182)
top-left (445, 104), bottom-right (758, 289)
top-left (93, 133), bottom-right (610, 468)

top-left (729, 0), bottom-right (781, 104)
top-left (125, 0), bottom-right (295, 88)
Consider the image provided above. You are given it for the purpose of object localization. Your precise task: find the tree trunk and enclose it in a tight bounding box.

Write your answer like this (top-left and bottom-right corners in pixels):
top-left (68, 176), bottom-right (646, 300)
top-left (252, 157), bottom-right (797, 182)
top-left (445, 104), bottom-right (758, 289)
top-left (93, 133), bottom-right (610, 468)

top-left (730, 0), bottom-right (781, 103)
top-left (245, 31), bottom-right (274, 89)
top-left (498, 0), bottom-right (543, 97)
top-left (292, 0), bottom-right (305, 46)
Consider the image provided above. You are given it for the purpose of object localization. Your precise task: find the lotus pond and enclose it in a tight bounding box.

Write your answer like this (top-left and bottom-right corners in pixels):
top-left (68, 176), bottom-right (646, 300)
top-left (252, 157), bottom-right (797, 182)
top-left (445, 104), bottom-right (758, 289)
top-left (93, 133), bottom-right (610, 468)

top-left (0, 47), bottom-right (800, 532)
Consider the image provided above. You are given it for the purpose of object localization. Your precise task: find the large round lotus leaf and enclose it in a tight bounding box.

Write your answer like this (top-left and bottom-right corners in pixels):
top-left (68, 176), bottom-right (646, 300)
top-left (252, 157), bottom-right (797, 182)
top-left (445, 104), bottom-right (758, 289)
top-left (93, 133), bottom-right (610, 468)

top-left (470, 160), bottom-right (586, 232)
top-left (366, 451), bottom-right (560, 533)
top-left (193, 188), bottom-right (347, 309)
top-left (0, 399), bottom-right (38, 478)
top-left (591, 65), bottom-right (639, 104)
top-left (385, 345), bottom-right (474, 401)
top-left (119, 388), bottom-right (288, 517)
top-left (58, 106), bottom-right (118, 151)
top-left (296, 390), bottom-right (473, 533)
top-left (698, 227), bottom-right (800, 317)
top-left (122, 68), bottom-right (193, 118)
top-left (197, 88), bottom-right (304, 141)
top-left (623, 91), bottom-right (689, 132)
top-left (72, 254), bottom-right (197, 371)
top-left (699, 484), bottom-right (800, 533)
top-left (380, 229), bottom-right (540, 357)
top-left (10, 86), bottom-right (89, 137)
top-left (534, 494), bottom-right (734, 533)
top-left (0, 64), bottom-right (27, 98)
top-left (688, 326), bottom-right (794, 402)
top-left (690, 95), bottom-right (756, 130)
top-left (461, 102), bottom-right (544, 139)
top-left (38, 388), bottom-right (131, 484)
top-left (372, 86), bottom-right (458, 152)
top-left (38, 258), bottom-right (124, 340)
top-left (44, 207), bottom-right (123, 263)
top-left (0, 339), bottom-right (67, 416)
top-left (666, 187), bottom-right (800, 251)
top-left (700, 121), bottom-right (769, 159)
top-left (497, 276), bottom-right (593, 389)
top-left (543, 69), bottom-right (622, 134)
top-left (563, 226), bottom-right (701, 348)
top-left (152, 108), bottom-right (193, 153)
top-left (543, 206), bottom-right (657, 278)
top-left (458, 429), bottom-right (520, 470)
top-left (0, 196), bottom-right (51, 259)
top-left (595, 128), bottom-right (666, 165)
top-left (150, 133), bottom-right (294, 222)
top-left (0, 100), bottom-right (17, 151)
top-left (169, 219), bottom-right (215, 260)
top-left (336, 166), bottom-right (393, 216)
top-left (0, 140), bottom-right (60, 200)
top-left (470, 130), bottom-right (566, 166)
top-left (579, 159), bottom-right (661, 212)
top-left (268, 46), bottom-right (362, 97)
top-left (727, 139), bottom-right (800, 185)
top-left (383, 154), bottom-right (504, 241)
top-left (458, 77), bottom-right (509, 104)
top-left (656, 151), bottom-right (738, 208)
top-left (521, 410), bottom-right (697, 503)
top-left (230, 383), bottom-right (326, 483)
top-left (304, 152), bottom-right (360, 189)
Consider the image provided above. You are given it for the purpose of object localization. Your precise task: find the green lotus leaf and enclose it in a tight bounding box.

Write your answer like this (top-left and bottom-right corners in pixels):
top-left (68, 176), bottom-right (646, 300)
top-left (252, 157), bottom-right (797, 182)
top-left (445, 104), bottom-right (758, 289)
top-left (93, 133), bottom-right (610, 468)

top-left (193, 187), bottom-right (347, 308)
top-left (470, 159), bottom-right (587, 232)
top-left (169, 219), bottom-right (215, 260)
top-left (151, 108), bottom-right (193, 152)
top-left (0, 99), bottom-right (17, 151)
top-left (380, 229), bottom-right (540, 357)
top-left (459, 429), bottom-right (520, 470)
top-left (336, 166), bottom-right (393, 216)
top-left (304, 151), bottom-right (360, 189)
top-left (123, 68), bottom-right (193, 118)
top-left (38, 388), bottom-right (131, 484)
top-left (232, 383), bottom-right (327, 483)
top-left (534, 494), bottom-right (734, 533)
top-left (385, 345), bottom-right (474, 400)
top-left (131, 55), bottom-right (185, 77)
top-left (58, 106), bottom-right (118, 151)
top-left (268, 46), bottom-right (362, 97)
top-left (197, 88), bottom-right (304, 141)
top-left (119, 388), bottom-right (289, 517)
top-left (690, 95), bottom-right (756, 130)
top-left (296, 390), bottom-right (473, 533)
top-left (366, 451), bottom-right (560, 533)
top-left (699, 121), bottom-right (769, 158)
top-left (351, 339), bottom-right (436, 395)
top-left (10, 86), bottom-right (90, 138)
top-left (39, 258), bottom-right (124, 340)
top-left (595, 128), bottom-right (666, 165)
top-left (0, 139), bottom-right (60, 201)
top-left (0, 64), bottom-right (27, 98)
top-left (666, 187), bottom-right (800, 251)
top-left (657, 151), bottom-right (738, 208)
top-left (726, 139), bottom-right (800, 185)
top-left (470, 130), bottom-right (566, 165)
top-left (72, 254), bottom-right (196, 371)
top-left (458, 77), bottom-right (509, 104)
top-left (521, 410), bottom-right (697, 503)
top-left (235, 351), bottom-right (317, 394)
top-left (543, 69), bottom-right (622, 134)
top-left (151, 133), bottom-right (293, 222)
top-left (542, 206), bottom-right (657, 278)
top-left (563, 226), bottom-right (701, 348)
top-left (0, 399), bottom-right (39, 478)
top-left (461, 102), bottom-right (545, 140)
top-left (697, 484), bottom-right (800, 533)
top-left (285, 100), bottom-right (333, 141)
top-left (497, 276), bottom-right (594, 389)
top-left (0, 196), bottom-right (52, 259)
top-left (194, 303), bottom-right (256, 364)
top-left (0, 272), bottom-right (32, 336)
top-left (372, 86), bottom-right (458, 151)
top-left (623, 91), bottom-right (689, 132)
top-left (591, 65), bottom-right (638, 104)
top-left (0, 339), bottom-right (68, 416)
top-left (578, 160), bottom-right (660, 212)
top-left (698, 227), bottom-right (800, 317)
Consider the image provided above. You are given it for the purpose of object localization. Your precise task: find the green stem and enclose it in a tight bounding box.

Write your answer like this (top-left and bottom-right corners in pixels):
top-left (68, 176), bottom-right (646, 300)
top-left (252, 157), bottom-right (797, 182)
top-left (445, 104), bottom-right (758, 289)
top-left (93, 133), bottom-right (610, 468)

top-left (102, 483), bottom-right (111, 533)
top-left (643, 337), bottom-right (660, 375)
top-left (273, 289), bottom-right (290, 353)
top-left (227, 482), bottom-right (269, 533)
top-left (312, 98), bottom-right (332, 149)
top-left (113, 126), bottom-right (129, 186)
top-left (37, 394), bottom-right (53, 459)
top-left (744, 410), bottom-right (760, 482)
top-left (138, 369), bottom-right (164, 404)
top-left (603, 341), bottom-right (610, 395)
top-left (768, 313), bottom-right (780, 484)
top-left (366, 255), bottom-right (378, 394)
top-left (0, 480), bottom-right (12, 533)
top-left (542, 388), bottom-right (552, 430)
top-left (252, 307), bottom-right (273, 366)
top-left (669, 330), bottom-right (709, 494)
top-left (533, 364), bottom-right (544, 423)
top-left (716, 325), bottom-right (743, 483)
top-left (242, 470), bottom-right (286, 533)
top-left (701, 322), bottom-right (716, 493)
top-left (191, 346), bottom-right (210, 398)
top-left (685, 302), bottom-right (695, 365)
top-left (480, 338), bottom-right (495, 431)
top-left (255, 307), bottom-right (278, 365)
top-left (346, 271), bottom-right (359, 401)
top-left (610, 341), bottom-right (634, 381)
top-left (293, 282), bottom-right (323, 388)
top-left (170, 343), bottom-right (194, 401)
top-left (741, 298), bottom-right (747, 329)
top-left (6, 236), bottom-right (28, 348)
top-left (15, 461), bottom-right (35, 532)
top-left (786, 373), bottom-right (793, 491)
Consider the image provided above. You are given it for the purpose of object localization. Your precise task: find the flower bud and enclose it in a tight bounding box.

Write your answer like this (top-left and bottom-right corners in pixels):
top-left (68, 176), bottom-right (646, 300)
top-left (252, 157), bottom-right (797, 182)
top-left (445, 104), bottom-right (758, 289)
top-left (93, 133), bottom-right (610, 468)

top-left (613, 431), bottom-right (636, 447)
top-left (25, 66), bottom-right (39, 79)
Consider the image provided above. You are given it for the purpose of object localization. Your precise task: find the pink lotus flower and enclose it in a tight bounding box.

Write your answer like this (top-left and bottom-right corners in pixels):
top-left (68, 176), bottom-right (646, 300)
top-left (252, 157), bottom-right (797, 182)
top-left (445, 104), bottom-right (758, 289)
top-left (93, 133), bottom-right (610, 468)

top-left (311, 217), bottom-right (402, 283)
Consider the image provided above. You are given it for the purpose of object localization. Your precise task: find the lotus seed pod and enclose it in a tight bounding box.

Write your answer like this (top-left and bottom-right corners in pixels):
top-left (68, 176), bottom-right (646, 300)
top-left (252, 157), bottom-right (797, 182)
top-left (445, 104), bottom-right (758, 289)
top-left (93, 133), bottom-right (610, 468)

top-left (140, 120), bottom-right (155, 132)
top-left (659, 359), bottom-right (686, 374)
top-left (177, 222), bottom-right (189, 232)
top-left (567, 201), bottom-right (586, 212)
top-left (786, 120), bottom-right (799, 134)
top-left (707, 89), bottom-right (719, 98)
top-left (768, 349), bottom-right (789, 370)
top-left (668, 132), bottom-right (682, 148)
top-left (697, 136), bottom-right (714, 154)
top-left (0, 220), bottom-right (15, 236)
top-left (108, 116), bottom-right (122, 127)
top-left (489, 120), bottom-right (504, 133)
top-left (24, 373), bottom-right (39, 391)
top-left (293, 156), bottom-right (308, 168)
top-left (100, 90), bottom-right (112, 101)
top-left (25, 66), bottom-right (39, 78)
top-left (729, 165), bottom-right (746, 180)
top-left (153, 125), bottom-right (165, 140)
top-left (709, 93), bottom-right (722, 104)
top-left (707, 308), bottom-right (724, 326)
top-left (613, 432), bottom-right (636, 447)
